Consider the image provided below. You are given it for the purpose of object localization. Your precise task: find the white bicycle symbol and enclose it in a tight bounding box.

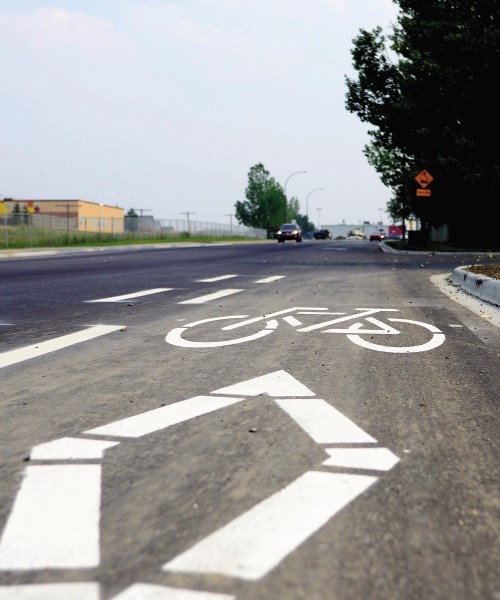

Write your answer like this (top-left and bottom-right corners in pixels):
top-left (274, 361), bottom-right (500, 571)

top-left (166, 307), bottom-right (446, 353)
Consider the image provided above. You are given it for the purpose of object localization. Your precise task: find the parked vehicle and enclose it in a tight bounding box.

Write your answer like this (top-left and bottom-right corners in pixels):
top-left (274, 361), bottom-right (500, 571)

top-left (313, 229), bottom-right (331, 240)
top-left (276, 224), bottom-right (302, 243)
top-left (370, 233), bottom-right (386, 241)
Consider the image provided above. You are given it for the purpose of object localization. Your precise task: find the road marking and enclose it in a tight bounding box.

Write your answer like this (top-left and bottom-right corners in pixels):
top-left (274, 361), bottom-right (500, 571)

top-left (322, 447), bottom-right (400, 471)
top-left (346, 318), bottom-right (445, 353)
top-left (255, 276), bottom-right (285, 283)
top-left (0, 325), bottom-right (124, 369)
top-left (197, 275), bottom-right (238, 282)
top-left (166, 316), bottom-right (277, 348)
top-left (163, 471), bottom-right (376, 580)
top-left (213, 369), bottom-right (315, 397)
top-left (111, 584), bottom-right (235, 599)
top-left (30, 437), bottom-right (119, 460)
top-left (0, 583), bottom-right (99, 599)
top-left (86, 288), bottom-right (173, 302)
top-left (84, 396), bottom-right (245, 438)
top-left (0, 465), bottom-right (101, 569)
top-left (0, 370), bottom-right (399, 596)
top-left (179, 289), bottom-right (243, 304)
top-left (274, 398), bottom-right (376, 443)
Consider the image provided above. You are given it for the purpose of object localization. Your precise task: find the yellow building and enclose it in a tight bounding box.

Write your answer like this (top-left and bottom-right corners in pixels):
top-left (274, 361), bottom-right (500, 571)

top-left (0, 199), bottom-right (125, 234)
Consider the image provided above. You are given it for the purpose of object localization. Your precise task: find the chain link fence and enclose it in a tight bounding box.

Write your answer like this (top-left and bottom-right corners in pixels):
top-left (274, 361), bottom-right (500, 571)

top-left (0, 214), bottom-right (267, 248)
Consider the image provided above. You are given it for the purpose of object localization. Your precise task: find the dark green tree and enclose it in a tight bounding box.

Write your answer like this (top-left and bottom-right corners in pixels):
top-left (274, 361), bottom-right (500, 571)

top-left (296, 213), bottom-right (315, 238)
top-left (287, 197), bottom-right (301, 223)
top-left (12, 201), bottom-right (21, 225)
top-left (235, 163), bottom-right (287, 234)
top-left (345, 0), bottom-right (500, 245)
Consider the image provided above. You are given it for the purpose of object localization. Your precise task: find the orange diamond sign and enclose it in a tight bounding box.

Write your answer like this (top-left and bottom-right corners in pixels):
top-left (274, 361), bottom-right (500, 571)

top-left (415, 169), bottom-right (434, 188)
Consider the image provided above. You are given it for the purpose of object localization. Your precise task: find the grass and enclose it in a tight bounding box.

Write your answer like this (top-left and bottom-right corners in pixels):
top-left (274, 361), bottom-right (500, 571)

top-left (0, 225), bottom-right (267, 249)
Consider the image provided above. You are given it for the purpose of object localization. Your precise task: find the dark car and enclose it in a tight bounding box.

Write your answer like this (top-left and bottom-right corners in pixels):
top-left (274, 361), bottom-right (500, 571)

top-left (369, 232), bottom-right (386, 241)
top-left (313, 229), bottom-right (331, 240)
top-left (276, 223), bottom-right (302, 243)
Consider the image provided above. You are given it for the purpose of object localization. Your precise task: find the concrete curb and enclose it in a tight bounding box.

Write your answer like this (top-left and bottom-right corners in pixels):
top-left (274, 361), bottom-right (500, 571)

top-left (450, 266), bottom-right (500, 307)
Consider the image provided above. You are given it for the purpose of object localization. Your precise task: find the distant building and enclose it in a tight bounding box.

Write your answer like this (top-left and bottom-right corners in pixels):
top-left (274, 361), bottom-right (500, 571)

top-left (0, 199), bottom-right (124, 234)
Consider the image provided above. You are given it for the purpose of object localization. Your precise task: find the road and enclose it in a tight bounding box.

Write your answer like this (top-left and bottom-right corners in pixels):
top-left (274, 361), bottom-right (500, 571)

top-left (0, 239), bottom-right (498, 600)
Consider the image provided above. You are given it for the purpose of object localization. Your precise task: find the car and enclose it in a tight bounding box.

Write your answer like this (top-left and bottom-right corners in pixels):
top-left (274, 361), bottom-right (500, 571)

top-left (369, 232), bottom-right (386, 241)
top-left (276, 223), bottom-right (302, 243)
top-left (313, 229), bottom-right (331, 240)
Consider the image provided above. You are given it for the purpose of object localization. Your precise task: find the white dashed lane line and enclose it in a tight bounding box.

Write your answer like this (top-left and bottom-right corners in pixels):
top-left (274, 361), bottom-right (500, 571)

top-left (0, 325), bottom-right (124, 369)
top-left (179, 289), bottom-right (244, 304)
top-left (255, 276), bottom-right (285, 283)
top-left (197, 275), bottom-right (238, 282)
top-left (86, 288), bottom-right (173, 303)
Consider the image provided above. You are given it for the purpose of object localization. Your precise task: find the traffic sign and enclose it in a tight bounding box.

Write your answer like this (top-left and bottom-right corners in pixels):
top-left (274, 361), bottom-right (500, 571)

top-left (416, 189), bottom-right (431, 197)
top-left (415, 169), bottom-right (434, 188)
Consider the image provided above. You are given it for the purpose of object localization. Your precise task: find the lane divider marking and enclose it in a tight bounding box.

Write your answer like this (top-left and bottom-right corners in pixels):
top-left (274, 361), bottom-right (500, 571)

top-left (86, 289), bottom-right (173, 303)
top-left (0, 325), bottom-right (125, 369)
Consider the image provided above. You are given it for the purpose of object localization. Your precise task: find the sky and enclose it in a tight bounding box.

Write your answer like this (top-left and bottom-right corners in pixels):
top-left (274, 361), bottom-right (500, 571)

top-left (1, 0), bottom-right (400, 228)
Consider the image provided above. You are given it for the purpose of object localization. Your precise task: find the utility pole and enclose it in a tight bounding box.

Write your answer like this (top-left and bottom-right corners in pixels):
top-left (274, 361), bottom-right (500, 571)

top-left (180, 212), bottom-right (196, 234)
top-left (55, 202), bottom-right (75, 244)
top-left (225, 213), bottom-right (234, 233)
top-left (129, 208), bottom-right (151, 218)
top-left (129, 208), bottom-right (152, 233)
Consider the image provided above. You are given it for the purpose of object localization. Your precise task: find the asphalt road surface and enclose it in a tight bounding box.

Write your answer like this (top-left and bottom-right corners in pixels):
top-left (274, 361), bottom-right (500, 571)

top-left (0, 239), bottom-right (498, 600)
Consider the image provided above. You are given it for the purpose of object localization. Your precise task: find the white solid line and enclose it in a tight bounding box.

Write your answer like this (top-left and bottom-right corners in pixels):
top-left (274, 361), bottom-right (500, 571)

top-left (179, 289), bottom-right (243, 304)
top-left (322, 447), bottom-right (400, 471)
top-left (30, 437), bottom-right (119, 460)
top-left (0, 465), bottom-right (101, 569)
top-left (0, 583), bottom-right (99, 600)
top-left (274, 398), bottom-right (377, 443)
top-left (163, 471), bottom-right (376, 580)
top-left (111, 583), bottom-right (235, 600)
top-left (254, 276), bottom-right (285, 283)
top-left (84, 396), bottom-right (245, 438)
top-left (197, 275), bottom-right (238, 282)
top-left (87, 288), bottom-right (173, 302)
top-left (0, 325), bottom-right (124, 369)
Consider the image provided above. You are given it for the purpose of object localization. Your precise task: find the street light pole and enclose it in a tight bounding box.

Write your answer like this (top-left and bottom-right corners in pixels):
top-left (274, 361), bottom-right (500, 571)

top-left (305, 188), bottom-right (324, 229)
top-left (283, 170), bottom-right (307, 222)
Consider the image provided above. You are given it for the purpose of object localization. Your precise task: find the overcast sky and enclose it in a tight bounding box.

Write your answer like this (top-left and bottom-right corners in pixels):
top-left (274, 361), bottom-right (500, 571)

top-left (1, 0), bottom-right (399, 228)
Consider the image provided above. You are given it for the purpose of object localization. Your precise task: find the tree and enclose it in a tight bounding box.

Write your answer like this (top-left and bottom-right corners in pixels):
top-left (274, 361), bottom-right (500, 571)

top-left (296, 213), bottom-right (315, 238)
top-left (287, 197), bottom-right (301, 223)
top-left (345, 0), bottom-right (500, 245)
top-left (12, 201), bottom-right (21, 225)
top-left (235, 164), bottom-right (287, 234)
